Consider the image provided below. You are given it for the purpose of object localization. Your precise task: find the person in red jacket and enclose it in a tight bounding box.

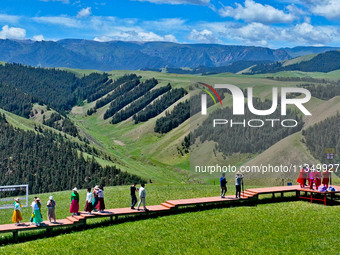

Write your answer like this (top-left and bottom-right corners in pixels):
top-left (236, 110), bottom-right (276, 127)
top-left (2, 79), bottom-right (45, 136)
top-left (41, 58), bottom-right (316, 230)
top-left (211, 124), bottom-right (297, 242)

top-left (315, 170), bottom-right (322, 190)
top-left (297, 165), bottom-right (307, 188)
top-left (322, 169), bottom-right (331, 188)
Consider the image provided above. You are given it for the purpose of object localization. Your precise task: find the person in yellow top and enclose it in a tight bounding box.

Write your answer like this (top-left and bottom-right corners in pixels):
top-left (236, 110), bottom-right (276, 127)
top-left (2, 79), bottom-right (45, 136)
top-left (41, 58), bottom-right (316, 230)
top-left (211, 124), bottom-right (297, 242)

top-left (12, 198), bottom-right (23, 226)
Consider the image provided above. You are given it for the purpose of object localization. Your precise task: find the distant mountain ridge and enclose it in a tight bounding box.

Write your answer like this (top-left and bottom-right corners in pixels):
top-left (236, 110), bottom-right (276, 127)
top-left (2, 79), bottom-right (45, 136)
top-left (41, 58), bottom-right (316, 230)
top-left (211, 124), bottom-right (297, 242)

top-left (0, 39), bottom-right (339, 71)
top-left (248, 50), bottom-right (340, 74)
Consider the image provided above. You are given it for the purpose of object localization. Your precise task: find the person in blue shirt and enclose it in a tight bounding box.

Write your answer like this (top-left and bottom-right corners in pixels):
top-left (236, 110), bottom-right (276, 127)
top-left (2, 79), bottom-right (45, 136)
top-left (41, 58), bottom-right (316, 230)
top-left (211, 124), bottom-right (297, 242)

top-left (220, 173), bottom-right (227, 198)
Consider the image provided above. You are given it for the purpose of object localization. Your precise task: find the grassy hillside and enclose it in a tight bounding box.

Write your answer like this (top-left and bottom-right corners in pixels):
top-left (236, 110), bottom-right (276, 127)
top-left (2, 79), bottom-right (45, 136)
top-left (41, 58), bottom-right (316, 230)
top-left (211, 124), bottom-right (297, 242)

top-left (69, 70), bottom-right (321, 184)
top-left (1, 200), bottom-right (339, 254)
top-left (249, 51), bottom-right (340, 74)
top-left (1, 64), bottom-right (338, 187)
top-left (282, 53), bottom-right (318, 67)
top-left (64, 68), bottom-right (340, 186)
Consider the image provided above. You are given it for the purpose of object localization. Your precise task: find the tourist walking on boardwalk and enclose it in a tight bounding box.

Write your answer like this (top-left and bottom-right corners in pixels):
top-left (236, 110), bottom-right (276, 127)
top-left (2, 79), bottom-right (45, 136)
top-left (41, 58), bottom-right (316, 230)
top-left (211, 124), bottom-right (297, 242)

top-left (47, 196), bottom-right (56, 223)
top-left (322, 168), bottom-right (330, 188)
top-left (30, 197), bottom-right (37, 225)
top-left (235, 172), bottom-right (244, 199)
top-left (220, 173), bottom-right (227, 198)
top-left (70, 187), bottom-right (80, 216)
top-left (130, 183), bottom-right (139, 209)
top-left (92, 185), bottom-right (99, 212)
top-left (32, 198), bottom-right (43, 226)
top-left (85, 187), bottom-right (93, 214)
top-left (12, 198), bottom-right (23, 226)
top-left (137, 183), bottom-right (148, 211)
top-left (96, 185), bottom-right (105, 213)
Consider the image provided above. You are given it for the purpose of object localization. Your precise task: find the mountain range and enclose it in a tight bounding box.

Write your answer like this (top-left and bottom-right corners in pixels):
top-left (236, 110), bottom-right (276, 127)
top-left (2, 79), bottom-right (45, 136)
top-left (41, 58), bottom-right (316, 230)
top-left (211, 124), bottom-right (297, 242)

top-left (0, 39), bottom-right (339, 71)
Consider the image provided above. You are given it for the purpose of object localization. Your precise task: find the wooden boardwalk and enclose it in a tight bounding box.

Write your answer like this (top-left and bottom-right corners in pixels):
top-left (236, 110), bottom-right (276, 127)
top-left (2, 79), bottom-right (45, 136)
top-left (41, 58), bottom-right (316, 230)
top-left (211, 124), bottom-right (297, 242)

top-left (1, 185), bottom-right (339, 242)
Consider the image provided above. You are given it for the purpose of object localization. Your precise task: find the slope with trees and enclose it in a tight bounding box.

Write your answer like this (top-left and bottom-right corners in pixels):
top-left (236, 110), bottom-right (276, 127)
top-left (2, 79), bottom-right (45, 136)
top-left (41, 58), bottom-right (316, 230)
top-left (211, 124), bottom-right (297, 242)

top-left (104, 78), bottom-right (158, 120)
top-left (133, 88), bottom-right (188, 123)
top-left (111, 84), bottom-right (171, 124)
top-left (0, 114), bottom-right (145, 194)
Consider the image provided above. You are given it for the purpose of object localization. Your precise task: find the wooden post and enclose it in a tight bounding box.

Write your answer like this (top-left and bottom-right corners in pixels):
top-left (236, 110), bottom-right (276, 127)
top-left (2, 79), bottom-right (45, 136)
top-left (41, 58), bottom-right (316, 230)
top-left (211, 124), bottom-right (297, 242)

top-left (83, 218), bottom-right (86, 230)
top-left (46, 228), bottom-right (52, 236)
top-left (296, 190), bottom-right (300, 198)
top-left (110, 215), bottom-right (113, 224)
top-left (324, 194), bottom-right (327, 206)
top-left (281, 192), bottom-right (284, 198)
top-left (13, 231), bottom-right (18, 242)
top-left (272, 193), bottom-right (275, 199)
top-left (115, 215), bottom-right (118, 224)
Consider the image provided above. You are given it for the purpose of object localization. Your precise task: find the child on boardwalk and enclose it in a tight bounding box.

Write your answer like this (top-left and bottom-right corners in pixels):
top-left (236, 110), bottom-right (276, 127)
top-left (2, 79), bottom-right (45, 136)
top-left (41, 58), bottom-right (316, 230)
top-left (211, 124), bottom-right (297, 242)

top-left (70, 187), bottom-right (80, 216)
top-left (85, 187), bottom-right (93, 214)
top-left (47, 196), bottom-right (56, 223)
top-left (12, 198), bottom-right (23, 226)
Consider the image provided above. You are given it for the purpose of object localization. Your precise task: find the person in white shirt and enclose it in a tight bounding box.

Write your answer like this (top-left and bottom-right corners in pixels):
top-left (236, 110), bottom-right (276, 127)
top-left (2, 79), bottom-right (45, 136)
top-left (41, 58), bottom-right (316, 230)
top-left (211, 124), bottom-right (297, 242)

top-left (84, 188), bottom-right (93, 214)
top-left (137, 183), bottom-right (148, 211)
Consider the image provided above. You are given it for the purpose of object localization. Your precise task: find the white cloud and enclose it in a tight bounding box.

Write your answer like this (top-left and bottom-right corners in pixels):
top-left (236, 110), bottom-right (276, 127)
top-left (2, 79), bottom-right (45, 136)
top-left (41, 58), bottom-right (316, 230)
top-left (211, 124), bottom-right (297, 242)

top-left (133, 0), bottom-right (210, 5)
top-left (289, 0), bottom-right (340, 20)
top-left (33, 34), bottom-right (45, 41)
top-left (40, 0), bottom-right (70, 3)
top-left (94, 31), bottom-right (177, 42)
top-left (0, 25), bottom-right (26, 39)
top-left (286, 4), bottom-right (309, 16)
top-left (311, 0), bottom-right (340, 19)
top-left (143, 18), bottom-right (187, 31)
top-left (188, 29), bottom-right (219, 43)
top-left (211, 21), bottom-right (340, 46)
top-left (218, 0), bottom-right (296, 24)
top-left (192, 19), bottom-right (340, 47)
top-left (77, 7), bottom-right (92, 18)
top-left (0, 14), bottom-right (21, 24)
top-left (282, 22), bottom-right (337, 45)
top-left (233, 23), bottom-right (274, 45)
top-left (32, 16), bottom-right (82, 28)
top-left (164, 34), bottom-right (177, 42)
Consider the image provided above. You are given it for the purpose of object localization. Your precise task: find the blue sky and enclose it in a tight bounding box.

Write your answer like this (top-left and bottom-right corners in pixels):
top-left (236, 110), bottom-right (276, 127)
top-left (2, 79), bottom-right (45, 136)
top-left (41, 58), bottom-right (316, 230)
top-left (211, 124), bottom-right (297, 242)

top-left (0, 0), bottom-right (339, 48)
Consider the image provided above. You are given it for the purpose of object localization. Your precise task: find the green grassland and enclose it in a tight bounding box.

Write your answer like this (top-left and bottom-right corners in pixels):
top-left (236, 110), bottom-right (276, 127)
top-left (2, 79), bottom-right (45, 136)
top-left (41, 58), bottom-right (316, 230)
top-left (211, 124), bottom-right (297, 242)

top-left (1, 199), bottom-right (339, 254)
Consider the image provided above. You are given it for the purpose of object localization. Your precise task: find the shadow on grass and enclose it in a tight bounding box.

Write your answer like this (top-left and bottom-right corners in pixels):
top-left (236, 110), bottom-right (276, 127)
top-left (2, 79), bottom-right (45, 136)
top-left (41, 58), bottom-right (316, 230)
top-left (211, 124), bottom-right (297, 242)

top-left (1, 194), bottom-right (339, 246)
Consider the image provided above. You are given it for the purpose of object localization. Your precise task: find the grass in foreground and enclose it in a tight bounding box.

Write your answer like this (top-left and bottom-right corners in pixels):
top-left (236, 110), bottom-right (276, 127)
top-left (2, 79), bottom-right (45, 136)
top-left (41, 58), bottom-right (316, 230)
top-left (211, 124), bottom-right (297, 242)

top-left (1, 201), bottom-right (339, 254)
